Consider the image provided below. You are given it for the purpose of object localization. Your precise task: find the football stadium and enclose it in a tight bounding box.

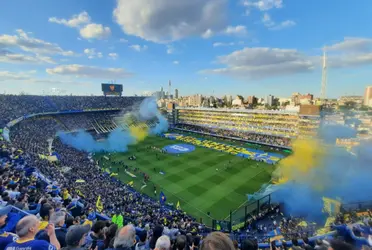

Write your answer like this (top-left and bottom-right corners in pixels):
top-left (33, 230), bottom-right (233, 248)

top-left (1, 93), bottom-right (372, 250)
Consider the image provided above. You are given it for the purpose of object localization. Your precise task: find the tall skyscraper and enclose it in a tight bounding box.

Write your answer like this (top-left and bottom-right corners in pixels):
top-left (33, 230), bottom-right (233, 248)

top-left (266, 95), bottom-right (274, 106)
top-left (321, 48), bottom-right (327, 100)
top-left (175, 89), bottom-right (179, 99)
top-left (364, 86), bottom-right (372, 107)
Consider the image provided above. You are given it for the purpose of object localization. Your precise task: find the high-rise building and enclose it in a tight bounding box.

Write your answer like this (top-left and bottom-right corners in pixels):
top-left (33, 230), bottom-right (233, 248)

top-left (266, 95), bottom-right (274, 106)
top-left (175, 89), bottom-right (179, 99)
top-left (188, 94), bottom-right (203, 107)
top-left (291, 92), bottom-right (301, 106)
top-left (364, 86), bottom-right (372, 107)
top-left (247, 96), bottom-right (257, 105)
top-left (160, 87), bottom-right (165, 99)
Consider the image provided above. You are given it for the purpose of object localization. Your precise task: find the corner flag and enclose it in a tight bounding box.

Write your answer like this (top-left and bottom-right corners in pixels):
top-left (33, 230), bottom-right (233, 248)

top-left (160, 191), bottom-right (167, 204)
top-left (96, 195), bottom-right (103, 212)
top-left (176, 201), bottom-right (181, 210)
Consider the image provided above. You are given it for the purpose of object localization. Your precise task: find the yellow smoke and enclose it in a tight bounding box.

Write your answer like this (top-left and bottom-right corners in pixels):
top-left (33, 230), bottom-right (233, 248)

top-left (129, 124), bottom-right (148, 142)
top-left (274, 138), bottom-right (327, 190)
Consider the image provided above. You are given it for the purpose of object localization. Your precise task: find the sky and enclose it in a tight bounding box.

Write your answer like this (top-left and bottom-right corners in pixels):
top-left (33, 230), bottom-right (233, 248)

top-left (0, 0), bottom-right (371, 98)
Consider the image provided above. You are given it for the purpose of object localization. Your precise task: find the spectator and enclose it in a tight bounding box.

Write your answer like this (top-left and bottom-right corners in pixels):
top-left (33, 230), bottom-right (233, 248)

top-left (62, 224), bottom-right (91, 250)
top-left (155, 236), bottom-right (171, 250)
top-left (5, 215), bottom-right (60, 250)
top-left (104, 224), bottom-right (119, 249)
top-left (36, 211), bottom-right (67, 248)
top-left (329, 240), bottom-right (354, 250)
top-left (150, 225), bottom-right (164, 250)
top-left (241, 239), bottom-right (257, 250)
top-left (200, 232), bottom-right (235, 250)
top-left (192, 236), bottom-right (201, 250)
top-left (108, 225), bottom-right (137, 250)
top-left (39, 203), bottom-right (54, 230)
top-left (175, 235), bottom-right (187, 250)
top-left (135, 230), bottom-right (148, 250)
top-left (85, 220), bottom-right (106, 250)
top-left (14, 194), bottom-right (28, 210)
top-left (0, 206), bottom-right (17, 250)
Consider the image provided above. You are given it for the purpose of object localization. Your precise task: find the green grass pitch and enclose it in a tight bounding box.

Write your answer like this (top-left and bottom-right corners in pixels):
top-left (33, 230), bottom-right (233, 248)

top-left (96, 133), bottom-right (276, 225)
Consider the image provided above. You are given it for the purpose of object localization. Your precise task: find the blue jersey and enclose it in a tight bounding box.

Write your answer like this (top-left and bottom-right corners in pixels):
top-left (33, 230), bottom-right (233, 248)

top-left (5, 239), bottom-right (56, 250)
top-left (0, 233), bottom-right (17, 250)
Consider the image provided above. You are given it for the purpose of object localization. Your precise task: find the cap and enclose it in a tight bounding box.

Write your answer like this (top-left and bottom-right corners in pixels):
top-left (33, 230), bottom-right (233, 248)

top-left (0, 206), bottom-right (12, 217)
top-left (65, 225), bottom-right (91, 246)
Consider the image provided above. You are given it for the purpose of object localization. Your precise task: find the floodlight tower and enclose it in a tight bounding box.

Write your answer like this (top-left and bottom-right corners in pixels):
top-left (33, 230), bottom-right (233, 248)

top-left (320, 48), bottom-right (327, 102)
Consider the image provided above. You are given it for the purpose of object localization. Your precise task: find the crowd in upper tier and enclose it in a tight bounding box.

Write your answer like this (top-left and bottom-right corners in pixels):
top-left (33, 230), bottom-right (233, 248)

top-left (0, 95), bottom-right (144, 127)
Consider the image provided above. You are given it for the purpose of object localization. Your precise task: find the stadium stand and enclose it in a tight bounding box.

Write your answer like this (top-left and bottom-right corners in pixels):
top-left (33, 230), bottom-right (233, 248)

top-left (172, 108), bottom-right (321, 148)
top-left (0, 95), bottom-right (371, 250)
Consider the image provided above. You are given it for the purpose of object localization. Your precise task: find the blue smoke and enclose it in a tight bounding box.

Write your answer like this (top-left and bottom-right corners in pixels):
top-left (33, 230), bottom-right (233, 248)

top-left (270, 124), bottom-right (372, 222)
top-left (150, 115), bottom-right (169, 135)
top-left (58, 98), bottom-right (169, 153)
top-left (138, 97), bottom-right (169, 135)
top-left (58, 128), bottom-right (135, 153)
top-left (318, 124), bottom-right (357, 144)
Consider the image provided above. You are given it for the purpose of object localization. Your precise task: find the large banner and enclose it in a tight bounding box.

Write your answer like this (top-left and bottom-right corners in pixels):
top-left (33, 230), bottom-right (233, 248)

top-left (102, 83), bottom-right (123, 96)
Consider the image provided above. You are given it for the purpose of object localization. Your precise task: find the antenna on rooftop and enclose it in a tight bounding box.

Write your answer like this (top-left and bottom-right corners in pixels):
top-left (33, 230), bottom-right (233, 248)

top-left (320, 48), bottom-right (327, 101)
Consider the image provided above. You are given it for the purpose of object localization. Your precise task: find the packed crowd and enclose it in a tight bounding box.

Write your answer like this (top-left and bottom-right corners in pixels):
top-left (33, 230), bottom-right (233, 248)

top-left (177, 111), bottom-right (299, 137)
top-left (174, 124), bottom-right (291, 148)
top-left (0, 95), bottom-right (371, 250)
top-left (0, 95), bottom-right (143, 127)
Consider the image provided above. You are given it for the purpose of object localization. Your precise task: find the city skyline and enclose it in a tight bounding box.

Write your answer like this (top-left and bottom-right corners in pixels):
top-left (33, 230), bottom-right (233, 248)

top-left (0, 0), bottom-right (372, 98)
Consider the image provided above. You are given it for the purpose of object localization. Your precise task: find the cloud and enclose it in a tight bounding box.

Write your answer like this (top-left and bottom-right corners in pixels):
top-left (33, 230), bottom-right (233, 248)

top-left (46, 64), bottom-right (132, 79)
top-left (113, 0), bottom-right (227, 43)
top-left (80, 23), bottom-right (111, 40)
top-left (243, 0), bottom-right (283, 11)
top-left (0, 29), bottom-right (75, 56)
top-left (173, 60), bottom-right (179, 65)
top-left (0, 49), bottom-right (56, 64)
top-left (83, 48), bottom-right (103, 59)
top-left (130, 45), bottom-right (148, 52)
top-left (224, 25), bottom-right (247, 35)
top-left (201, 47), bottom-right (314, 79)
top-left (0, 70), bottom-right (34, 81)
top-left (213, 42), bottom-right (236, 47)
top-left (323, 37), bottom-right (372, 68)
top-left (328, 53), bottom-right (372, 68)
top-left (119, 38), bottom-right (128, 43)
top-left (49, 11), bottom-right (111, 40)
top-left (326, 37), bottom-right (372, 53)
top-left (108, 53), bottom-right (119, 60)
top-left (202, 29), bottom-right (214, 39)
top-left (262, 13), bottom-right (295, 30)
top-left (48, 11), bottom-right (91, 28)
top-left (166, 45), bottom-right (175, 54)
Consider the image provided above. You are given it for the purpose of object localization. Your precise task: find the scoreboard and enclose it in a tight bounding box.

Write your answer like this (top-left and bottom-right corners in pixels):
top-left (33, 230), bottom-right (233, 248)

top-left (102, 83), bottom-right (123, 96)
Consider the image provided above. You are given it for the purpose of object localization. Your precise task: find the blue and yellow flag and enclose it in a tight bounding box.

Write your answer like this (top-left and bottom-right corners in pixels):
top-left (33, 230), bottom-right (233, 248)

top-left (160, 191), bottom-right (167, 204)
top-left (96, 195), bottom-right (103, 212)
top-left (176, 201), bottom-right (181, 210)
top-left (322, 197), bottom-right (341, 215)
